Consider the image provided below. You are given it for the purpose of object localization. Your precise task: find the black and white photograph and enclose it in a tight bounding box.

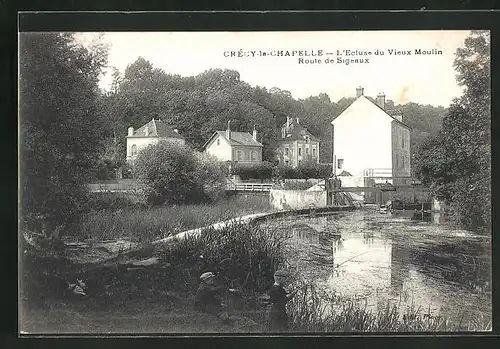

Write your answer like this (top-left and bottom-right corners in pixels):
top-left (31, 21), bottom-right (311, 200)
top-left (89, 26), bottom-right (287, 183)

top-left (19, 28), bottom-right (491, 334)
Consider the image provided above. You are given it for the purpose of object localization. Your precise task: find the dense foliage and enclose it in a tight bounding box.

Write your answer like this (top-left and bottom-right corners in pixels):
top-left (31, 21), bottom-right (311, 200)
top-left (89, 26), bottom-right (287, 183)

top-left (231, 162), bottom-right (332, 181)
top-left (101, 60), bottom-right (446, 167)
top-left (133, 141), bottom-right (227, 205)
top-left (231, 162), bottom-right (274, 181)
top-left (19, 33), bottom-right (108, 235)
top-left (414, 31), bottom-right (491, 233)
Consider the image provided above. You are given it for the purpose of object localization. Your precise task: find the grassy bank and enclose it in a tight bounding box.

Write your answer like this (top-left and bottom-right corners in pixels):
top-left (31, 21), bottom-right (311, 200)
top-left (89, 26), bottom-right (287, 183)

top-left (22, 222), bottom-right (287, 333)
top-left (80, 194), bottom-right (273, 242)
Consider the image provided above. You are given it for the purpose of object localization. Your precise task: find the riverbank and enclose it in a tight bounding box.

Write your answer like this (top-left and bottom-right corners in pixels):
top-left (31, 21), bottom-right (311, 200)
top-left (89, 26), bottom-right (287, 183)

top-left (21, 207), bottom-right (491, 333)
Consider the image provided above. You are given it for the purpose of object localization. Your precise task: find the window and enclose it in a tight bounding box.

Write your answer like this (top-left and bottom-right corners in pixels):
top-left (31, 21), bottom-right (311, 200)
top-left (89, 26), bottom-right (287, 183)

top-left (298, 147), bottom-right (302, 156)
top-left (396, 155), bottom-right (399, 169)
top-left (251, 151), bottom-right (257, 161)
top-left (285, 160), bottom-right (289, 165)
top-left (131, 145), bottom-right (137, 156)
top-left (312, 148), bottom-right (316, 157)
top-left (402, 133), bottom-right (405, 148)
top-left (285, 147), bottom-right (289, 156)
top-left (402, 156), bottom-right (405, 168)
top-left (217, 139), bottom-right (220, 146)
top-left (337, 158), bottom-right (344, 169)
top-left (237, 150), bottom-right (243, 161)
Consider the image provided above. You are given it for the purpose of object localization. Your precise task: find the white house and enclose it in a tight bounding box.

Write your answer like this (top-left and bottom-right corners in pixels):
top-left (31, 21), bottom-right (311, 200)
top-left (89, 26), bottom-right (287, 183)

top-left (126, 118), bottom-right (186, 164)
top-left (203, 121), bottom-right (263, 165)
top-left (331, 87), bottom-right (411, 185)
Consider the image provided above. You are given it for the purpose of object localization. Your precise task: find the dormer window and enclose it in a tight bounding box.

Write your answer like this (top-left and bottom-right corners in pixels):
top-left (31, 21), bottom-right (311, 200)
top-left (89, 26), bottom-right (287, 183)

top-left (217, 139), bottom-right (220, 146)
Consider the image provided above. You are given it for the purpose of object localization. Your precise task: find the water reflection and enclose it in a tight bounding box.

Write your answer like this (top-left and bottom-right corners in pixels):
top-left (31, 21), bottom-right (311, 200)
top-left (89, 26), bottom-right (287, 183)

top-left (266, 210), bottom-right (491, 324)
top-left (390, 242), bottom-right (410, 296)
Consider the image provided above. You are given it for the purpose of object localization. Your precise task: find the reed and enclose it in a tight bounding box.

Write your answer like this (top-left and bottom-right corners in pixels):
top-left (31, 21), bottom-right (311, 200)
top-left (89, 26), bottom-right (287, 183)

top-left (80, 194), bottom-right (273, 242)
top-left (162, 223), bottom-right (288, 294)
top-left (287, 283), bottom-right (492, 332)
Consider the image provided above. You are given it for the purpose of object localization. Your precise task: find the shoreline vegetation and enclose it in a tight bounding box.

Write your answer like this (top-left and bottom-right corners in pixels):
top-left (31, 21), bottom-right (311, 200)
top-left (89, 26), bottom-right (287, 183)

top-left (22, 199), bottom-right (491, 333)
top-left (81, 194), bottom-right (274, 242)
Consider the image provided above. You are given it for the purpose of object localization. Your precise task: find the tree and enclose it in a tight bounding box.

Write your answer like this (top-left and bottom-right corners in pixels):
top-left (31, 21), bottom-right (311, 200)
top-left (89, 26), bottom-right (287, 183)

top-left (133, 141), bottom-right (226, 205)
top-left (19, 33), bottom-right (108, 236)
top-left (415, 31), bottom-right (490, 233)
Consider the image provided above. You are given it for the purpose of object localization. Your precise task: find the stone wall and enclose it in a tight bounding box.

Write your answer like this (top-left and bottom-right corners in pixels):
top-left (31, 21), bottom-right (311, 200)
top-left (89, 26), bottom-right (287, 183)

top-left (269, 189), bottom-right (327, 210)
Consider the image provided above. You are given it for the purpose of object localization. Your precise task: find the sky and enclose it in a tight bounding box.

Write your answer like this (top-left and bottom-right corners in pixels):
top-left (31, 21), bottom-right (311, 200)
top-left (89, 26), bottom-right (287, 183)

top-left (77, 30), bottom-right (473, 107)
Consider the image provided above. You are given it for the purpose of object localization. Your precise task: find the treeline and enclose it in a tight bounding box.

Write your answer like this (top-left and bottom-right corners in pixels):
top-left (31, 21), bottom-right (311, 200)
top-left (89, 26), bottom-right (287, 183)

top-left (98, 58), bottom-right (447, 178)
top-left (413, 31), bottom-right (491, 234)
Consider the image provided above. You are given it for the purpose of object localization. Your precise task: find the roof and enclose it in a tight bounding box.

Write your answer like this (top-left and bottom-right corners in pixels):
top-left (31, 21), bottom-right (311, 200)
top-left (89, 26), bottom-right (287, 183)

top-left (332, 95), bottom-right (412, 130)
top-left (203, 130), bottom-right (263, 149)
top-left (280, 119), bottom-right (321, 142)
top-left (127, 119), bottom-right (185, 139)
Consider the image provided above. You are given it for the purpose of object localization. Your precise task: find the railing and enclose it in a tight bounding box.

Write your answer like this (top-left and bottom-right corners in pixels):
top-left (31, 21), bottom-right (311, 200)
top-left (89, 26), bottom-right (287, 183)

top-left (88, 180), bottom-right (137, 193)
top-left (226, 182), bottom-right (274, 192)
top-left (363, 168), bottom-right (393, 177)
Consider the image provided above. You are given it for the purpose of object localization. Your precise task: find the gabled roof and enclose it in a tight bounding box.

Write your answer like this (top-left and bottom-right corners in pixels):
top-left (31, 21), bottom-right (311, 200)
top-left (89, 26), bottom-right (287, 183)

top-left (203, 130), bottom-right (263, 150)
top-left (332, 95), bottom-right (411, 130)
top-left (127, 119), bottom-right (185, 139)
top-left (280, 120), bottom-right (321, 143)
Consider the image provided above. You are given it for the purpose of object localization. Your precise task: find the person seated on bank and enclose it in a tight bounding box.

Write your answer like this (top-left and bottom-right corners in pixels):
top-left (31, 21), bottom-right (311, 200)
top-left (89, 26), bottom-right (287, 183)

top-left (194, 271), bottom-right (237, 322)
top-left (269, 270), bottom-right (297, 332)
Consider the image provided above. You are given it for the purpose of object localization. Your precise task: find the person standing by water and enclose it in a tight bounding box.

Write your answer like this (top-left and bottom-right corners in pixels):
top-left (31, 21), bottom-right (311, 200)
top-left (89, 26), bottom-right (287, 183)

top-left (269, 270), bottom-right (297, 332)
top-left (194, 271), bottom-right (237, 323)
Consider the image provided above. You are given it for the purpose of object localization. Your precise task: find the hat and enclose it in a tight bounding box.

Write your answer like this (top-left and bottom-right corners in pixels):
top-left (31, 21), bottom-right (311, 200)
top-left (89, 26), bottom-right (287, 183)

top-left (200, 272), bottom-right (215, 282)
top-left (274, 270), bottom-right (289, 278)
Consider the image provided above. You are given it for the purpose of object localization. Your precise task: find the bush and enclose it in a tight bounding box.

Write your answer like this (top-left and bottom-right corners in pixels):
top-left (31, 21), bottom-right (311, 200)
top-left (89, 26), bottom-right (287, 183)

top-left (272, 163), bottom-right (332, 181)
top-left (231, 161), bottom-right (274, 182)
top-left (133, 141), bottom-right (226, 205)
top-left (297, 163), bottom-right (332, 180)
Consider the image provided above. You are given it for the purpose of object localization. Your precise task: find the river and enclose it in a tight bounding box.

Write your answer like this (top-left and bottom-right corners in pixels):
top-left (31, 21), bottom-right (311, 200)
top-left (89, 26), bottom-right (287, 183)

top-left (261, 208), bottom-right (491, 328)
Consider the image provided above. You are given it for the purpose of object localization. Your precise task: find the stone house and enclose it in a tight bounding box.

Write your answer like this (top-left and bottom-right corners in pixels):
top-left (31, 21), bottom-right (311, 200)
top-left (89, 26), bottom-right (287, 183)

top-left (126, 118), bottom-right (186, 165)
top-left (276, 117), bottom-right (321, 168)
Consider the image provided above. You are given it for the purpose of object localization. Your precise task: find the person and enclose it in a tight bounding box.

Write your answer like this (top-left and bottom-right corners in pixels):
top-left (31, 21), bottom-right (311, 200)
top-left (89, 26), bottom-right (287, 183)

top-left (194, 271), bottom-right (236, 322)
top-left (268, 270), bottom-right (296, 332)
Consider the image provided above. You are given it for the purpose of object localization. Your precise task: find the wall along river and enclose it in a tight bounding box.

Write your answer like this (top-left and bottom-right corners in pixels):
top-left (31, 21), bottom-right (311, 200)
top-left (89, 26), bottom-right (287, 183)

top-left (260, 208), bottom-right (491, 328)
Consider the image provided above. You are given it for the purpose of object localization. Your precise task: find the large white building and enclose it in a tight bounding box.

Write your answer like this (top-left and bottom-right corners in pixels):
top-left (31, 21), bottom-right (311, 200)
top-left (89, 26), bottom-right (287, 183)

top-left (126, 118), bottom-right (186, 165)
top-left (331, 87), bottom-right (411, 185)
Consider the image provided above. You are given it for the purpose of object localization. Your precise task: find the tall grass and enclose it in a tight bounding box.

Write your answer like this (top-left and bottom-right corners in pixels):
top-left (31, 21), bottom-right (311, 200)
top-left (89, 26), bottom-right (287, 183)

top-left (162, 223), bottom-right (288, 294)
top-left (287, 283), bottom-right (492, 332)
top-left (80, 194), bottom-right (273, 242)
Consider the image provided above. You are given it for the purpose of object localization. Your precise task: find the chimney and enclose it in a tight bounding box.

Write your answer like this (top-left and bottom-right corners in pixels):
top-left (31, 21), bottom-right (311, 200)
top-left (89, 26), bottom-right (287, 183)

top-left (286, 116), bottom-right (291, 128)
top-left (376, 93), bottom-right (386, 110)
top-left (173, 128), bottom-right (179, 133)
top-left (226, 120), bottom-right (231, 140)
top-left (252, 125), bottom-right (257, 141)
top-left (356, 86), bottom-right (364, 97)
top-left (393, 110), bottom-right (403, 122)
top-left (127, 127), bottom-right (134, 136)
